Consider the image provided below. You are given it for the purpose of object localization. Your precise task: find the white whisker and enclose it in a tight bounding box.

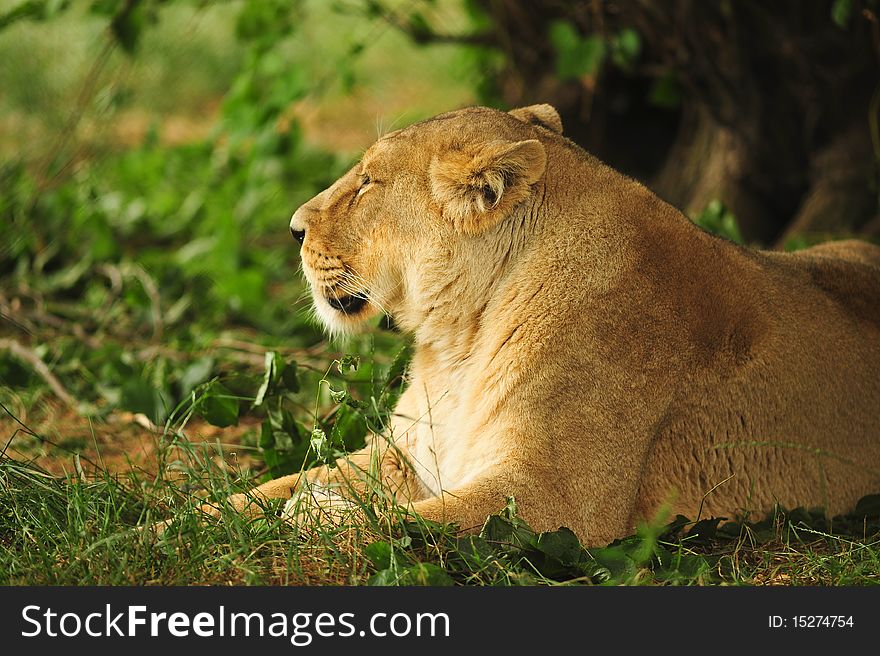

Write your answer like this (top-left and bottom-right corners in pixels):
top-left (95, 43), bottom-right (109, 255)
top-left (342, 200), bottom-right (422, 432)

top-left (340, 271), bottom-right (391, 316)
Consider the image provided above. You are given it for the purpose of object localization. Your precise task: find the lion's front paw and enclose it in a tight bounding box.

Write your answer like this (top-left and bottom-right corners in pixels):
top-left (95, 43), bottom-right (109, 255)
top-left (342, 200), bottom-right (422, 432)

top-left (281, 481), bottom-right (361, 529)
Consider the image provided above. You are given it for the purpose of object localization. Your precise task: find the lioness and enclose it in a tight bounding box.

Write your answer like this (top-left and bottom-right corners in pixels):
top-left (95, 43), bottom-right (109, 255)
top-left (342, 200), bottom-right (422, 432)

top-left (244, 104), bottom-right (880, 546)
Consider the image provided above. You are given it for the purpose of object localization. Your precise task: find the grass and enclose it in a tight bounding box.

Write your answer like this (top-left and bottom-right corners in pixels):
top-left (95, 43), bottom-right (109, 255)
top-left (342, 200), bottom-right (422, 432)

top-left (3, 393), bottom-right (879, 587)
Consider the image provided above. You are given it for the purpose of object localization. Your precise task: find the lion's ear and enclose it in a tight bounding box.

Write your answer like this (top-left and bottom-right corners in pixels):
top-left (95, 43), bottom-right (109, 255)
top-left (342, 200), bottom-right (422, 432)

top-left (509, 104), bottom-right (563, 134)
top-left (430, 139), bottom-right (547, 235)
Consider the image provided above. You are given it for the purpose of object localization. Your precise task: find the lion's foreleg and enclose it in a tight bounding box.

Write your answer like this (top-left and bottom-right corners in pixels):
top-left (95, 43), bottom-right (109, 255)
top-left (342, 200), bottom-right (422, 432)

top-left (225, 435), bottom-right (421, 518)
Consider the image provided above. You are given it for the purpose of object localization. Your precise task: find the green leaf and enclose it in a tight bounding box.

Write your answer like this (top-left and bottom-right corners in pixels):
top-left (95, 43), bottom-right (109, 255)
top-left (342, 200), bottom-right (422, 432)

top-left (384, 342), bottom-right (412, 392)
top-left (658, 514), bottom-right (692, 540)
top-left (548, 20), bottom-right (606, 80)
top-left (831, 0), bottom-right (854, 28)
top-left (693, 199), bottom-right (743, 244)
top-left (336, 354), bottom-right (360, 374)
top-left (260, 403), bottom-right (308, 476)
top-left (717, 521), bottom-right (744, 540)
top-left (0, 0), bottom-right (69, 31)
top-left (685, 517), bottom-right (723, 544)
top-left (265, 403), bottom-right (297, 442)
top-left (120, 377), bottom-right (169, 424)
top-left (365, 541), bottom-right (393, 570)
top-left (310, 427), bottom-right (329, 461)
top-left (611, 28), bottom-right (641, 70)
top-left (110, 0), bottom-right (146, 54)
top-left (398, 563), bottom-right (454, 586)
top-left (452, 535), bottom-right (494, 571)
top-left (253, 351), bottom-right (278, 407)
top-left (329, 402), bottom-right (369, 452)
top-left (654, 551), bottom-right (712, 582)
top-left (406, 11), bottom-right (433, 43)
top-left (367, 569), bottom-right (397, 586)
top-left (649, 72), bottom-right (682, 109)
top-left (585, 543), bottom-right (638, 582)
top-left (198, 381), bottom-right (239, 427)
top-left (535, 527), bottom-right (584, 566)
top-left (254, 352), bottom-right (299, 407)
top-left (177, 357), bottom-right (214, 399)
top-left (280, 359), bottom-right (299, 391)
top-left (480, 497), bottom-right (538, 551)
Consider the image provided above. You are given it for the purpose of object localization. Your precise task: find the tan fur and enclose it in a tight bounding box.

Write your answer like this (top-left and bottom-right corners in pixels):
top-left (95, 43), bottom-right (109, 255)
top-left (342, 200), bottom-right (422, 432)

top-left (232, 104), bottom-right (880, 546)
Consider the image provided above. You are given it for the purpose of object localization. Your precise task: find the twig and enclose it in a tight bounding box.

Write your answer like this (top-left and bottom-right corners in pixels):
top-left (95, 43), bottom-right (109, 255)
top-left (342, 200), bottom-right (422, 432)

top-left (98, 263), bottom-right (163, 340)
top-left (32, 38), bottom-right (116, 196)
top-left (1, 292), bottom-right (104, 348)
top-left (0, 291), bottom-right (34, 334)
top-left (0, 338), bottom-right (79, 409)
top-left (0, 400), bottom-right (39, 457)
top-left (124, 263), bottom-right (163, 340)
top-left (0, 310), bottom-right (32, 335)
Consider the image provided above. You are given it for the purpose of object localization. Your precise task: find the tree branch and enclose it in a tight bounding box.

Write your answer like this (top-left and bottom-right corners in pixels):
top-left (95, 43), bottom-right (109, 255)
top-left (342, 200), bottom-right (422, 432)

top-left (0, 338), bottom-right (79, 410)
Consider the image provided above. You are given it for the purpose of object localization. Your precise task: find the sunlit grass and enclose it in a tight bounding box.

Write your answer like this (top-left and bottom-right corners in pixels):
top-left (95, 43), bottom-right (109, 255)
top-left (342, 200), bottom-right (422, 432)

top-left (2, 400), bottom-right (878, 586)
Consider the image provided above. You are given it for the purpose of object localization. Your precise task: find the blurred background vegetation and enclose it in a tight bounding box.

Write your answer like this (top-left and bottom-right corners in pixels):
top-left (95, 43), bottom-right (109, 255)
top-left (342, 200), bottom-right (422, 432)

top-left (1, 0), bottom-right (878, 481)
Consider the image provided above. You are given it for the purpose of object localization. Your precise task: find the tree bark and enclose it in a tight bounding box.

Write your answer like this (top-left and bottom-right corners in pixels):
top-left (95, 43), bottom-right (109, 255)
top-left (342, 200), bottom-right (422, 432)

top-left (462, 0), bottom-right (880, 246)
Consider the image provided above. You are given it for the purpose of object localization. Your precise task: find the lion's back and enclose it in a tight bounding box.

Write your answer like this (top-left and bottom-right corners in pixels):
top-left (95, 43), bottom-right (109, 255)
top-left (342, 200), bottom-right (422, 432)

top-left (784, 239), bottom-right (880, 328)
top-left (636, 238), bottom-right (880, 522)
top-left (797, 238), bottom-right (880, 267)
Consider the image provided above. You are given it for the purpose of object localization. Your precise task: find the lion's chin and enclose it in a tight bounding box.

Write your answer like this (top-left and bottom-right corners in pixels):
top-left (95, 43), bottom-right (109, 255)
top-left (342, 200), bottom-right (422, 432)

top-left (326, 292), bottom-right (369, 314)
top-left (313, 293), bottom-right (376, 336)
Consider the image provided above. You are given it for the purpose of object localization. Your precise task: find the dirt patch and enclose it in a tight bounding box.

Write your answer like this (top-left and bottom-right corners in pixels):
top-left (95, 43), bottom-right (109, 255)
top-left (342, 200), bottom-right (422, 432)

top-left (1, 401), bottom-right (262, 479)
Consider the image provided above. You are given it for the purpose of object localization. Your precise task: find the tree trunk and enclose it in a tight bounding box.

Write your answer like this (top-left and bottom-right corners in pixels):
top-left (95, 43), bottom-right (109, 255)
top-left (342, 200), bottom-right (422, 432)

top-left (465, 0), bottom-right (880, 246)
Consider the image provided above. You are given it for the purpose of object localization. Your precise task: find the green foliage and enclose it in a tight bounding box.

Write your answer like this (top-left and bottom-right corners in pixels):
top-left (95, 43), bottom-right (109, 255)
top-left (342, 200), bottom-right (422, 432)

top-left (0, 1), bottom-right (166, 52)
top-left (649, 72), bottom-right (683, 109)
top-left (0, 2), bottom-right (430, 542)
top-left (254, 351), bottom-right (299, 408)
top-left (548, 20), bottom-right (645, 81)
top-left (260, 400), bottom-right (309, 477)
top-left (365, 538), bottom-right (454, 586)
top-left (2, 437), bottom-right (878, 586)
top-left (693, 200), bottom-right (744, 244)
top-left (610, 28), bottom-right (641, 71)
top-left (831, 0), bottom-right (855, 28)
top-left (235, 0), bottom-right (301, 47)
top-left (331, 491), bottom-right (880, 587)
top-left (240, 341), bottom-right (408, 479)
top-left (0, 0), bottom-right (354, 430)
top-left (548, 20), bottom-right (606, 80)
top-left (197, 381), bottom-right (239, 428)
top-left (0, 0), bottom-right (70, 31)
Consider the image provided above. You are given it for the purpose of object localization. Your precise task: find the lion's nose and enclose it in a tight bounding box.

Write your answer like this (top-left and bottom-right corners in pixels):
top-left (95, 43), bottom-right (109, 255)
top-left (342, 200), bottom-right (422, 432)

top-left (289, 208), bottom-right (307, 244)
top-left (290, 226), bottom-right (305, 244)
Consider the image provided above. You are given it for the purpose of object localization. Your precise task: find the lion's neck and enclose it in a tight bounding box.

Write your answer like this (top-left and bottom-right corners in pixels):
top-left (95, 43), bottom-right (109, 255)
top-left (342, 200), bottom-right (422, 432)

top-left (409, 263), bottom-right (497, 371)
top-left (400, 204), bottom-right (542, 373)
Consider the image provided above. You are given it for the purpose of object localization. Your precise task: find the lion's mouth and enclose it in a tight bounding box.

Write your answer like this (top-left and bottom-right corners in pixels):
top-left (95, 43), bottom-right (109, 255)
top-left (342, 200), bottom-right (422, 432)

top-left (325, 292), bottom-right (369, 315)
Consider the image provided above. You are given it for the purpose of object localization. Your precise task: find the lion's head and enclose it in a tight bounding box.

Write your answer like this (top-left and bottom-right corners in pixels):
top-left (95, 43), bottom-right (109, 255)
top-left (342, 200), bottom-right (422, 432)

top-left (289, 104), bottom-right (562, 336)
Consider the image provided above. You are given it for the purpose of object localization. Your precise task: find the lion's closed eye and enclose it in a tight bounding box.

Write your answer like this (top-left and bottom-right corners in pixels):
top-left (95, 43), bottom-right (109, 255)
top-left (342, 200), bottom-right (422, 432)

top-left (357, 173), bottom-right (372, 195)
